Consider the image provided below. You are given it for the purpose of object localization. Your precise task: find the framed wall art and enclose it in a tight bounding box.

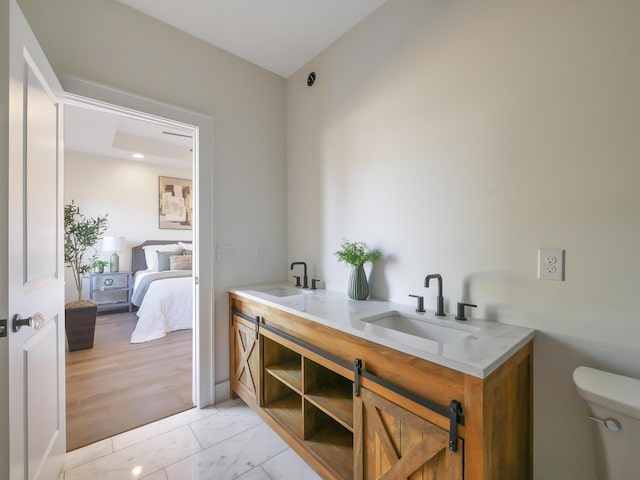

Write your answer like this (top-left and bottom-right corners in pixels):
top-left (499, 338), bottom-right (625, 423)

top-left (158, 176), bottom-right (192, 230)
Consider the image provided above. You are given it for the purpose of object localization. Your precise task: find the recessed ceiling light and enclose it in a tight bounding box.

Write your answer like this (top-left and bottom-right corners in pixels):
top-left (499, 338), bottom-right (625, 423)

top-left (132, 153), bottom-right (144, 159)
top-left (131, 465), bottom-right (143, 476)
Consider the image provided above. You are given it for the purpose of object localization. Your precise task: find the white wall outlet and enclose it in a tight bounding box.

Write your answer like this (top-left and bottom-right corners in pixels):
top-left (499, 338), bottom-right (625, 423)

top-left (538, 249), bottom-right (565, 281)
top-left (216, 244), bottom-right (233, 261)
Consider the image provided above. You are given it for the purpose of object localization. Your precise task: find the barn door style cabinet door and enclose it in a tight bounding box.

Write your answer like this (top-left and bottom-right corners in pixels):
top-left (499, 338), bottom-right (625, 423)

top-left (230, 311), bottom-right (261, 406)
top-left (355, 387), bottom-right (463, 480)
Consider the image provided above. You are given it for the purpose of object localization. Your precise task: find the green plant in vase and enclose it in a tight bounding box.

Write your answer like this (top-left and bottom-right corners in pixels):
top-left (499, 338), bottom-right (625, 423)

top-left (335, 238), bottom-right (381, 300)
top-left (91, 260), bottom-right (109, 273)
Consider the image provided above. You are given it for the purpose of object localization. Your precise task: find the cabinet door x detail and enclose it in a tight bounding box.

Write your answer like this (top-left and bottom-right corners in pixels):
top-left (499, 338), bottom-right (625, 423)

top-left (232, 321), bottom-right (260, 403)
top-left (356, 388), bottom-right (463, 480)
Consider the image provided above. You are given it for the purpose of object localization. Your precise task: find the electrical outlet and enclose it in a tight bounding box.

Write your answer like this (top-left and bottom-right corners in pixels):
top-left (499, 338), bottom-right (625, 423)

top-left (538, 249), bottom-right (564, 281)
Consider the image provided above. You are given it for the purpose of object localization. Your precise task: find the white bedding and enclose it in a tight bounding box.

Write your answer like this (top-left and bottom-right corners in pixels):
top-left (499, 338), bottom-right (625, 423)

top-left (131, 274), bottom-right (193, 343)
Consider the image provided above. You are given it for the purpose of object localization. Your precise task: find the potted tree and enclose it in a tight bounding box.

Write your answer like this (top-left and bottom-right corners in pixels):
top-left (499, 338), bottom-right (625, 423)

top-left (64, 201), bottom-right (108, 351)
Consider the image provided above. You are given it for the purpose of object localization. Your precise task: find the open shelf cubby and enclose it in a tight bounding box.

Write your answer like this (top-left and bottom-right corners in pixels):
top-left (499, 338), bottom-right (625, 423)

top-left (260, 333), bottom-right (355, 479)
top-left (263, 373), bottom-right (302, 437)
top-left (304, 403), bottom-right (354, 480)
top-left (304, 358), bottom-right (354, 431)
top-left (263, 336), bottom-right (302, 393)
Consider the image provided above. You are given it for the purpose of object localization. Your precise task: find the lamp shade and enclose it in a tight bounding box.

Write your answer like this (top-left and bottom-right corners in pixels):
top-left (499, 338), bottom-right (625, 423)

top-left (102, 236), bottom-right (125, 252)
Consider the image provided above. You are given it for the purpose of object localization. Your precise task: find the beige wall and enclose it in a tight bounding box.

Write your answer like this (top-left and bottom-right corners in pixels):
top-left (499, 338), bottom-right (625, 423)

top-left (18, 0), bottom-right (288, 386)
top-left (287, 0), bottom-right (640, 478)
top-left (64, 150), bottom-right (192, 302)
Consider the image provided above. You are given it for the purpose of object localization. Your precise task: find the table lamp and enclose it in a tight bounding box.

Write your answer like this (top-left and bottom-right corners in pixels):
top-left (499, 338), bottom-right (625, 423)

top-left (102, 236), bottom-right (125, 272)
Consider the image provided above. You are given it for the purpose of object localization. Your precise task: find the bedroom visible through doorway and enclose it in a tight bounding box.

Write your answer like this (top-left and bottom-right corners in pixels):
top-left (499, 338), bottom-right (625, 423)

top-left (64, 100), bottom-right (198, 451)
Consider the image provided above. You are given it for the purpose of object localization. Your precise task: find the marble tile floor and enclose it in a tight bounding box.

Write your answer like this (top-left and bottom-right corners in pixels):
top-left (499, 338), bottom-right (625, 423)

top-left (58, 398), bottom-right (321, 480)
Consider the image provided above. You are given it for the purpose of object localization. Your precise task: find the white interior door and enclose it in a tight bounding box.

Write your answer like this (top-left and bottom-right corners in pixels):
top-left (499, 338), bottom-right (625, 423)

top-left (7, 1), bottom-right (65, 479)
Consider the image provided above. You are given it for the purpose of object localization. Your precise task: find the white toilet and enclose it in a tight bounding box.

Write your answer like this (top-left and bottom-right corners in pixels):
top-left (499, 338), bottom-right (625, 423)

top-left (573, 366), bottom-right (640, 480)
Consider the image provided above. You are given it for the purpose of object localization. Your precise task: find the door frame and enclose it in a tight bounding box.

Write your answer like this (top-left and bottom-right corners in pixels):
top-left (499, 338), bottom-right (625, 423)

top-left (0, 0), bottom-right (10, 471)
top-left (62, 75), bottom-right (215, 409)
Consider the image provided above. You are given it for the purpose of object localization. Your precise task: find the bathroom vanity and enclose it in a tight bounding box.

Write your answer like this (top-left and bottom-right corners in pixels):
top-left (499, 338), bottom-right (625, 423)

top-left (229, 285), bottom-right (534, 480)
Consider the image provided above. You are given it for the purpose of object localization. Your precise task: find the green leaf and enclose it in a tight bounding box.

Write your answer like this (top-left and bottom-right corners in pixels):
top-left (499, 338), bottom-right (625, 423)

top-left (335, 238), bottom-right (381, 267)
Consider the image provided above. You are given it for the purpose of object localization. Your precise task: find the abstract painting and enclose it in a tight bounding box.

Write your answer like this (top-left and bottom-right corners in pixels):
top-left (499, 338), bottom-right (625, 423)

top-left (159, 176), bottom-right (192, 230)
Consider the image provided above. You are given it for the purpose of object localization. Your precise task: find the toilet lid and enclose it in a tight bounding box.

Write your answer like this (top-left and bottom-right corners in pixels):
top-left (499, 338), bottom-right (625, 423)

top-left (573, 366), bottom-right (640, 419)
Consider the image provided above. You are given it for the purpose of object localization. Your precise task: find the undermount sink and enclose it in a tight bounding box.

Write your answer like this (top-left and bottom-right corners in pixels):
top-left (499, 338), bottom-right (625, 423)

top-left (360, 310), bottom-right (475, 344)
top-left (256, 286), bottom-right (313, 298)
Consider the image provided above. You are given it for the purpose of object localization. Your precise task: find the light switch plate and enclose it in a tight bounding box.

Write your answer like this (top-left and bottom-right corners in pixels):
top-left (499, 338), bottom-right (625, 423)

top-left (216, 244), bottom-right (233, 261)
top-left (538, 249), bottom-right (565, 281)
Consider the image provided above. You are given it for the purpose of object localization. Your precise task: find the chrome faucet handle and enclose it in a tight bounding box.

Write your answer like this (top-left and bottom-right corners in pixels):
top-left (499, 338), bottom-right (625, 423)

top-left (408, 294), bottom-right (425, 313)
top-left (455, 302), bottom-right (477, 321)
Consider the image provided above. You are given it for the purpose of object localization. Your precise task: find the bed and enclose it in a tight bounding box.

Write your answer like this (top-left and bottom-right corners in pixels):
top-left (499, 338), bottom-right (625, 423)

top-left (129, 240), bottom-right (193, 343)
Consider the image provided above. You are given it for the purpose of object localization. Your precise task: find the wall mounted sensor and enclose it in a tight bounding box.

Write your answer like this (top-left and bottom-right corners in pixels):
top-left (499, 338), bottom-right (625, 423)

top-left (307, 72), bottom-right (316, 87)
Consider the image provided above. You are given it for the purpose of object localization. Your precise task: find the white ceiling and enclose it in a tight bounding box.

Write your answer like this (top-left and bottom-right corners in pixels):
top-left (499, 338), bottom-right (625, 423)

top-left (65, 105), bottom-right (194, 168)
top-left (116, 0), bottom-right (389, 78)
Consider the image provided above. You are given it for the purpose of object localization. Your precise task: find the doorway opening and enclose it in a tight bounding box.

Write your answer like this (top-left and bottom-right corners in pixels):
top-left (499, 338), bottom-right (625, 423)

top-left (63, 91), bottom-right (208, 451)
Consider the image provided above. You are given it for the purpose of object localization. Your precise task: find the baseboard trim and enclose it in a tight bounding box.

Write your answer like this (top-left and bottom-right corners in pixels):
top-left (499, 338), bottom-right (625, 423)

top-left (214, 380), bottom-right (231, 404)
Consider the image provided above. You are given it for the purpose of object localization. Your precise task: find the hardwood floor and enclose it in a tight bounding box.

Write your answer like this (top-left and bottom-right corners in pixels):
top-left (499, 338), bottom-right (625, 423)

top-left (65, 311), bottom-right (193, 452)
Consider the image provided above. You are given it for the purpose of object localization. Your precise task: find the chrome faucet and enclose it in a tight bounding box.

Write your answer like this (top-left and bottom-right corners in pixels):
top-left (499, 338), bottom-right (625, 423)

top-left (290, 261), bottom-right (308, 289)
top-left (424, 273), bottom-right (445, 316)
top-left (409, 294), bottom-right (426, 313)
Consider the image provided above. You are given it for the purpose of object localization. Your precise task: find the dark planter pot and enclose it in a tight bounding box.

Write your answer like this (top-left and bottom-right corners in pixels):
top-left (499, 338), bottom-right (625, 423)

top-left (65, 304), bottom-right (98, 351)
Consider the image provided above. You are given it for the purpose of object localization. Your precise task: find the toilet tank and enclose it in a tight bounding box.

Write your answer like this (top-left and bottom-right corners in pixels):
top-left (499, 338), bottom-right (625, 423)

top-left (573, 366), bottom-right (640, 480)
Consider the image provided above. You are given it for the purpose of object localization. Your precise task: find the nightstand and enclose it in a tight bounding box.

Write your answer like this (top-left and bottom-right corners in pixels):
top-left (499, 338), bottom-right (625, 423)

top-left (88, 271), bottom-right (133, 313)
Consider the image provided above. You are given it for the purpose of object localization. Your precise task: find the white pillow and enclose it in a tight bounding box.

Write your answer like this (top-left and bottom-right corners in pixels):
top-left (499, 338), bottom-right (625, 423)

top-left (142, 244), bottom-right (181, 271)
top-left (178, 242), bottom-right (193, 250)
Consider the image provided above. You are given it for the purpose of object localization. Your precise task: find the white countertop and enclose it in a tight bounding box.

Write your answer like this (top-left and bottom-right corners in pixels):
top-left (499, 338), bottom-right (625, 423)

top-left (229, 283), bottom-right (535, 379)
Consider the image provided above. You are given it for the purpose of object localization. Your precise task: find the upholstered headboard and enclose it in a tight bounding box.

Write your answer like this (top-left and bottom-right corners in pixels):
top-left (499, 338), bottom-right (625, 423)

top-left (131, 240), bottom-right (191, 273)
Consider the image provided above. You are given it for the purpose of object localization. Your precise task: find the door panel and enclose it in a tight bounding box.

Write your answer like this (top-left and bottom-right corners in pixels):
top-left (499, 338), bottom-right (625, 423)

top-left (25, 319), bottom-right (61, 479)
top-left (231, 320), bottom-right (260, 404)
top-left (7, 1), bottom-right (65, 479)
top-left (25, 59), bottom-right (58, 284)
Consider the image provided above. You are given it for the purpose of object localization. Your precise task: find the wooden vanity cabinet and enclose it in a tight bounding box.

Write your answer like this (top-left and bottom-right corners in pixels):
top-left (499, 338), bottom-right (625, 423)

top-left (229, 294), bottom-right (532, 480)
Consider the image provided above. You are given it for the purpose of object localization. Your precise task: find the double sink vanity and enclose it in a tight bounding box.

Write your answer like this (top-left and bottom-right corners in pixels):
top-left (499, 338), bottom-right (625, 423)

top-left (229, 284), bottom-right (535, 480)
